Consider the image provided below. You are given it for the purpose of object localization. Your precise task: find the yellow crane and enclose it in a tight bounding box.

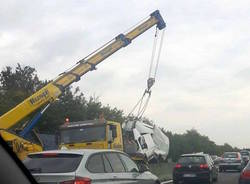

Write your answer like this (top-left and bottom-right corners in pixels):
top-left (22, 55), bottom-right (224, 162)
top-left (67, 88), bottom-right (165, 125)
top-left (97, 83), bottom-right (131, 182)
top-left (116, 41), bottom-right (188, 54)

top-left (0, 10), bottom-right (166, 160)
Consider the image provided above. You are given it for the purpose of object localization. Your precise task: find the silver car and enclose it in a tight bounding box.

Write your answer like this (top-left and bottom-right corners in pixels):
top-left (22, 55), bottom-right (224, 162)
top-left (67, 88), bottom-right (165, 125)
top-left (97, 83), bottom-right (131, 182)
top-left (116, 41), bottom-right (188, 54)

top-left (219, 152), bottom-right (244, 172)
top-left (23, 149), bottom-right (160, 184)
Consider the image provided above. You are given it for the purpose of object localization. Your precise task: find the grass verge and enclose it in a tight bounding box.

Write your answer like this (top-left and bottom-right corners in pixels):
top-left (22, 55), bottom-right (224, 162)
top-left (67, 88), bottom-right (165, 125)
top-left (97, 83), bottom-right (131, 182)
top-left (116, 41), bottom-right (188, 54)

top-left (149, 161), bottom-right (175, 181)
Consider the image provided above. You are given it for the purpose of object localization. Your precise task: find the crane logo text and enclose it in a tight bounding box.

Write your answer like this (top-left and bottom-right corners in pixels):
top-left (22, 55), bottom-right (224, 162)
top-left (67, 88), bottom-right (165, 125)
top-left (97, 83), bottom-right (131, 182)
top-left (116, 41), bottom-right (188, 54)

top-left (29, 90), bottom-right (49, 105)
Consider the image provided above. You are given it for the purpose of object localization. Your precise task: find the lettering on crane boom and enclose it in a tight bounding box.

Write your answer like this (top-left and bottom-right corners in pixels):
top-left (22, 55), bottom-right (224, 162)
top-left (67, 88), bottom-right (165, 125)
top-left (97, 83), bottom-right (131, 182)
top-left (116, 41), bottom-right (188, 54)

top-left (29, 89), bottom-right (49, 105)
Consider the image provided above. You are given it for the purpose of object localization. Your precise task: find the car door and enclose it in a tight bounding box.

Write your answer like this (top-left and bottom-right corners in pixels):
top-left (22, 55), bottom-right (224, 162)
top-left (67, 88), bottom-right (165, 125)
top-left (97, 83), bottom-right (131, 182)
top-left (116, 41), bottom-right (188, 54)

top-left (86, 153), bottom-right (117, 184)
top-left (104, 152), bottom-right (133, 184)
top-left (118, 153), bottom-right (155, 184)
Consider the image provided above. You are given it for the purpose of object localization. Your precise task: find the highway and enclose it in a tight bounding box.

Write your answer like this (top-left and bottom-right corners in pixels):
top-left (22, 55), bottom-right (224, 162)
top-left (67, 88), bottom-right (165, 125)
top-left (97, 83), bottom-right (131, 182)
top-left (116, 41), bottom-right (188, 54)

top-left (218, 171), bottom-right (240, 184)
top-left (162, 171), bottom-right (241, 184)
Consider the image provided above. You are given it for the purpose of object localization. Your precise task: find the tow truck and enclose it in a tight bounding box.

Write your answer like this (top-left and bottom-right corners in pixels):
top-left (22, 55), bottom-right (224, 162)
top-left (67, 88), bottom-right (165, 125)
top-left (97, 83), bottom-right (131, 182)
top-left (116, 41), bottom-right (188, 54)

top-left (0, 10), bottom-right (166, 160)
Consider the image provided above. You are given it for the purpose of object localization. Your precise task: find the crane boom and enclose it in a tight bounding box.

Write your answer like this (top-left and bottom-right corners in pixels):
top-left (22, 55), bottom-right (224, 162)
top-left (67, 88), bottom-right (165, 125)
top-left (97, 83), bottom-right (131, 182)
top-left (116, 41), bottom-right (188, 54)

top-left (0, 10), bottom-right (165, 130)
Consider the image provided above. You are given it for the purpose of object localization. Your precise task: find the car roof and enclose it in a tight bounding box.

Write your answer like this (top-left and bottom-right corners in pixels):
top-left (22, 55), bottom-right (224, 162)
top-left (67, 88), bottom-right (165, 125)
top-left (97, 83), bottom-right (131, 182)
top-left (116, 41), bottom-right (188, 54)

top-left (28, 149), bottom-right (123, 156)
top-left (181, 153), bottom-right (206, 157)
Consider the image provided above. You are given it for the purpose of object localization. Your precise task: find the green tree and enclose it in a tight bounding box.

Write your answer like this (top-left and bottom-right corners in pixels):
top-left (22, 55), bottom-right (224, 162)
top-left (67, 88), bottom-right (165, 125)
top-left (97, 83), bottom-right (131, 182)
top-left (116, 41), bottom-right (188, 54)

top-left (0, 64), bottom-right (125, 133)
top-left (0, 64), bottom-right (42, 115)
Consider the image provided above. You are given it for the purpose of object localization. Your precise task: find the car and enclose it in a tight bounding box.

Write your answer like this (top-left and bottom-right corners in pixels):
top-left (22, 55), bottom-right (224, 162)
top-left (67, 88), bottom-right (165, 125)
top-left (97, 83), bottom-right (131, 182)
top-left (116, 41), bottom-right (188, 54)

top-left (220, 152), bottom-right (244, 172)
top-left (211, 155), bottom-right (218, 161)
top-left (173, 153), bottom-right (218, 184)
top-left (208, 154), bottom-right (220, 176)
top-left (240, 150), bottom-right (250, 166)
top-left (23, 149), bottom-right (160, 184)
top-left (239, 161), bottom-right (250, 184)
top-left (211, 155), bottom-right (221, 165)
top-left (211, 155), bottom-right (221, 162)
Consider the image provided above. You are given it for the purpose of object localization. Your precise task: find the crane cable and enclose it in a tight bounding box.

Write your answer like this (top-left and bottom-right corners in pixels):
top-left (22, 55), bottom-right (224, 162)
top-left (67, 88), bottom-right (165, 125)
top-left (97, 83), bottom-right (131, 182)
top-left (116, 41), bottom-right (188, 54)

top-left (128, 27), bottom-right (165, 119)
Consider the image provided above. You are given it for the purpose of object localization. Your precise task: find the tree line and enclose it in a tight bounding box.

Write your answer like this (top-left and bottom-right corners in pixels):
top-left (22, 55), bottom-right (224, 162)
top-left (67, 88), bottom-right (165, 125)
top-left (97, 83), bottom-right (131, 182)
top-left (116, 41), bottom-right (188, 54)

top-left (0, 64), bottom-right (238, 160)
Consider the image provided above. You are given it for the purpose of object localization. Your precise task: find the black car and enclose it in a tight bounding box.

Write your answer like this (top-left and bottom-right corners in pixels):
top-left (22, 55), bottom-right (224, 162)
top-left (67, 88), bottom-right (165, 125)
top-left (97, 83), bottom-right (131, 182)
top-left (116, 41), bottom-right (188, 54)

top-left (173, 153), bottom-right (218, 184)
top-left (239, 161), bottom-right (250, 184)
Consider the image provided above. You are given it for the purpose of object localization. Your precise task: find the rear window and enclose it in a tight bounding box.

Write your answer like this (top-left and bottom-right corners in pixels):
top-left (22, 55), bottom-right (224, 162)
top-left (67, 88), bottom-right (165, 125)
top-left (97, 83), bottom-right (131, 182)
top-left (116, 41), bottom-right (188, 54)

top-left (23, 153), bottom-right (83, 173)
top-left (223, 152), bottom-right (238, 158)
top-left (240, 151), bottom-right (250, 156)
top-left (105, 153), bottom-right (125, 172)
top-left (87, 154), bottom-right (105, 173)
top-left (178, 156), bottom-right (206, 164)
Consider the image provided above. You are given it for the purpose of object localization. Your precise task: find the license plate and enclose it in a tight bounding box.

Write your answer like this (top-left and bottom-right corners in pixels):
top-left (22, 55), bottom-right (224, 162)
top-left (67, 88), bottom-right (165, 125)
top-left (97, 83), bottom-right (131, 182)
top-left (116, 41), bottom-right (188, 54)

top-left (183, 174), bottom-right (196, 177)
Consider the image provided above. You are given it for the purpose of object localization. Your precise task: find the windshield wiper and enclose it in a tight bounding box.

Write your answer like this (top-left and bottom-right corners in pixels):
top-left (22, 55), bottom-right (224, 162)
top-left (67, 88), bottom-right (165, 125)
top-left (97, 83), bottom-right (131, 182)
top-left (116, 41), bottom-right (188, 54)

top-left (28, 168), bottom-right (42, 173)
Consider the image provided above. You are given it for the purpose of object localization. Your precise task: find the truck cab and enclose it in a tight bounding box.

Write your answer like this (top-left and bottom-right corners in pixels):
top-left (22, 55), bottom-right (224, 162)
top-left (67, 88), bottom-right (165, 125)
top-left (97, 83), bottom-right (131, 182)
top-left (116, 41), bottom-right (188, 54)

top-left (58, 120), bottom-right (123, 151)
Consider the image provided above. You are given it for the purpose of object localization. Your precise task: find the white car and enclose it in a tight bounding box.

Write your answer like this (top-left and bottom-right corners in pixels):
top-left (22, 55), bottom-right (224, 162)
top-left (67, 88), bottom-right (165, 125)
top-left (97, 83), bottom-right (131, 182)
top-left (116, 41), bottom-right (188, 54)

top-left (23, 149), bottom-right (160, 184)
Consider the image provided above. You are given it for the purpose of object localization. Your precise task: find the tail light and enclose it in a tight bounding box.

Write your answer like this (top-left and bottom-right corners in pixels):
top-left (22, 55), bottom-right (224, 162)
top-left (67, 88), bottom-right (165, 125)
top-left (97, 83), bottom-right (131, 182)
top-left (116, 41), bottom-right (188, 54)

top-left (175, 164), bottom-right (182, 169)
top-left (60, 177), bottom-right (91, 184)
top-left (200, 164), bottom-right (209, 169)
top-left (238, 153), bottom-right (242, 160)
top-left (241, 170), bottom-right (250, 179)
top-left (42, 153), bottom-right (58, 157)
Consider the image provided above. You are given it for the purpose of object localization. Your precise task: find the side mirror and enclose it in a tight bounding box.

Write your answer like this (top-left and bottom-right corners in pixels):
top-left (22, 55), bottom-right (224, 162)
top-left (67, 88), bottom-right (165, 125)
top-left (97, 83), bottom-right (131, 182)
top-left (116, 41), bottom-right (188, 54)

top-left (111, 125), bottom-right (117, 138)
top-left (108, 130), bottom-right (113, 144)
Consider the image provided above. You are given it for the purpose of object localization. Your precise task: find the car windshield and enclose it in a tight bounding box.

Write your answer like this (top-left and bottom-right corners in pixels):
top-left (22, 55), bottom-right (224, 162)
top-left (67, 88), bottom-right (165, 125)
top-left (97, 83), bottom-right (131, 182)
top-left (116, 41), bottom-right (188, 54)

top-left (60, 125), bottom-right (106, 144)
top-left (178, 156), bottom-right (206, 164)
top-left (23, 153), bottom-right (83, 173)
top-left (240, 151), bottom-right (249, 156)
top-left (223, 153), bottom-right (238, 158)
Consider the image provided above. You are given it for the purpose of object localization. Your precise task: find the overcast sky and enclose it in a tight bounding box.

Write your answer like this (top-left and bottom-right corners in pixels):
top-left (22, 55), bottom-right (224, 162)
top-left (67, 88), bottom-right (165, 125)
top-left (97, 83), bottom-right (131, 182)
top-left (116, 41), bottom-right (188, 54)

top-left (1, 0), bottom-right (250, 148)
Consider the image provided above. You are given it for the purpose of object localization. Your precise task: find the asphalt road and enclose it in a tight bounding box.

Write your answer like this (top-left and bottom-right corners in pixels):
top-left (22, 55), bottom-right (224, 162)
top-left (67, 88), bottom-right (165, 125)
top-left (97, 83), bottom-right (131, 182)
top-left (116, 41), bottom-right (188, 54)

top-left (217, 171), bottom-right (240, 184)
top-left (162, 171), bottom-right (241, 184)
